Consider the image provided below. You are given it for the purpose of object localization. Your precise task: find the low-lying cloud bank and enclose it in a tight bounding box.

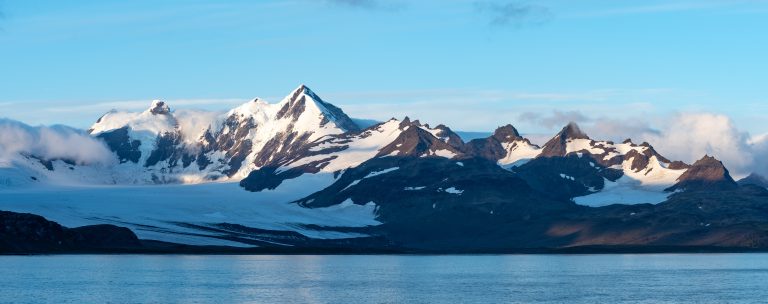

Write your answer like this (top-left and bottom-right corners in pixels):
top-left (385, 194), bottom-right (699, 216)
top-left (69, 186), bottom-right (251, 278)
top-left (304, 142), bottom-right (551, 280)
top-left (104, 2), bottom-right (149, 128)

top-left (0, 119), bottom-right (116, 166)
top-left (521, 111), bottom-right (768, 178)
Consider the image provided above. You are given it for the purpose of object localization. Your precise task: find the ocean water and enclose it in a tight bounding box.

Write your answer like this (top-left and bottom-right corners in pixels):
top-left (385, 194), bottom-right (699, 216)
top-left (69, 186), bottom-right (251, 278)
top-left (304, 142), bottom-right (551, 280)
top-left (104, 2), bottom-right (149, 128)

top-left (1, 254), bottom-right (767, 303)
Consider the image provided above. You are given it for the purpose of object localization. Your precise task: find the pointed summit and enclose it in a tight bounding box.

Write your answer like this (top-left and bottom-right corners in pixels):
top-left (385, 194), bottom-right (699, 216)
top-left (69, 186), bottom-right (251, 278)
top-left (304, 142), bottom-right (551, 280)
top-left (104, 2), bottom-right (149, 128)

top-left (539, 122), bottom-right (590, 157)
top-left (666, 155), bottom-right (737, 192)
top-left (492, 124), bottom-right (523, 142)
top-left (275, 84), bottom-right (360, 132)
top-left (559, 122), bottom-right (589, 140)
top-left (147, 100), bottom-right (171, 115)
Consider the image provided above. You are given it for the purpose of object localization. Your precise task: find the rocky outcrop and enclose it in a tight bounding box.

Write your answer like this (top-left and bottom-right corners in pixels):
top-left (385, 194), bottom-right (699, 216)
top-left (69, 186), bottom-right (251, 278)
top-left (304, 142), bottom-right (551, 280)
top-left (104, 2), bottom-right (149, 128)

top-left (465, 124), bottom-right (535, 161)
top-left (0, 211), bottom-right (142, 253)
top-left (377, 120), bottom-right (463, 158)
top-left (666, 155), bottom-right (738, 192)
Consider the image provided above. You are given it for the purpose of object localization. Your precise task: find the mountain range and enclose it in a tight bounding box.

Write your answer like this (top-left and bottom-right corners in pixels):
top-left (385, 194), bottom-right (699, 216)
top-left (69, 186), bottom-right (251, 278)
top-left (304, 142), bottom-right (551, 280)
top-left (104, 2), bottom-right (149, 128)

top-left (2, 85), bottom-right (768, 253)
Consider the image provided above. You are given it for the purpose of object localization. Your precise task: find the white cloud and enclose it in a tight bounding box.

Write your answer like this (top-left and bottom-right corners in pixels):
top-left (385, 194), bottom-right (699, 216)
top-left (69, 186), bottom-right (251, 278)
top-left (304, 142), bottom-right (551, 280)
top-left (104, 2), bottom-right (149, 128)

top-left (174, 109), bottom-right (225, 145)
top-left (0, 119), bottom-right (116, 166)
top-left (577, 113), bottom-right (765, 178)
top-left (44, 98), bottom-right (246, 113)
top-left (516, 110), bottom-right (767, 178)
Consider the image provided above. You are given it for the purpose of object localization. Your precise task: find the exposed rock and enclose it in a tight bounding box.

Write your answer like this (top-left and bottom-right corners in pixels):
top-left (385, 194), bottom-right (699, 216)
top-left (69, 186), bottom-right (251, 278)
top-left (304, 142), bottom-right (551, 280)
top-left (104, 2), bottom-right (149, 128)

top-left (539, 122), bottom-right (590, 157)
top-left (0, 211), bottom-right (142, 253)
top-left (666, 155), bottom-right (738, 192)
top-left (465, 124), bottom-right (533, 161)
top-left (95, 127), bottom-right (142, 163)
top-left (377, 121), bottom-right (462, 158)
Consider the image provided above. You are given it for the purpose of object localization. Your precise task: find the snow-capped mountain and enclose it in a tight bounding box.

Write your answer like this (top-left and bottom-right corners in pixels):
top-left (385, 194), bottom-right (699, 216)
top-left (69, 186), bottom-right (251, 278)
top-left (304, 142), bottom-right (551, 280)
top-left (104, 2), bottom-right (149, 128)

top-left (5, 84), bottom-right (767, 252)
top-left (1, 84), bottom-right (707, 201)
top-left (83, 85), bottom-right (363, 184)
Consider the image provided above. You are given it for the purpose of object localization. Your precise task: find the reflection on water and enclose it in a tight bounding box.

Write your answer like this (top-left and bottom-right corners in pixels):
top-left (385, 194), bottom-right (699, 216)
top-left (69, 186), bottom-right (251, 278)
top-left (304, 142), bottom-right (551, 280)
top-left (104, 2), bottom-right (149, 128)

top-left (1, 254), bottom-right (767, 303)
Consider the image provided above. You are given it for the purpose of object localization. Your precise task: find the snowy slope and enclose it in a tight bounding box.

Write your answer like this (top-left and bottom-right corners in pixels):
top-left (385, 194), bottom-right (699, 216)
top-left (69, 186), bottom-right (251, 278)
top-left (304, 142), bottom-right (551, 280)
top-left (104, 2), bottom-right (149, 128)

top-left (0, 176), bottom-right (380, 246)
top-left (498, 140), bottom-right (541, 167)
top-left (535, 124), bottom-right (689, 206)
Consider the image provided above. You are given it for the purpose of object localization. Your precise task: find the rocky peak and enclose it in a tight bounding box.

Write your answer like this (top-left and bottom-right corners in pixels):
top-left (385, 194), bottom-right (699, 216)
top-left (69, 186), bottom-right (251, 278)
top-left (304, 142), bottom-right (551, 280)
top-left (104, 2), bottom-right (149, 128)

top-left (666, 155), bottom-right (737, 192)
top-left (399, 116), bottom-right (422, 129)
top-left (539, 122), bottom-right (590, 157)
top-left (276, 84), bottom-right (360, 132)
top-left (147, 100), bottom-right (171, 115)
top-left (560, 122), bottom-right (589, 140)
top-left (433, 124), bottom-right (465, 150)
top-left (377, 124), bottom-right (461, 159)
top-left (491, 124), bottom-right (523, 143)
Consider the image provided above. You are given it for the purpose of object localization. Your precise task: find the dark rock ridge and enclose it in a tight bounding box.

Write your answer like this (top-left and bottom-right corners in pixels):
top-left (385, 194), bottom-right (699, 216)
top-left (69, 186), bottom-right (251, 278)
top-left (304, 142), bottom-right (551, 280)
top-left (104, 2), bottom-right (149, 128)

top-left (738, 173), bottom-right (768, 188)
top-left (95, 126), bottom-right (142, 164)
top-left (0, 211), bottom-right (142, 253)
top-left (666, 155), bottom-right (738, 192)
top-left (377, 119), bottom-right (464, 158)
top-left (292, 155), bottom-right (768, 252)
top-left (465, 124), bottom-right (538, 161)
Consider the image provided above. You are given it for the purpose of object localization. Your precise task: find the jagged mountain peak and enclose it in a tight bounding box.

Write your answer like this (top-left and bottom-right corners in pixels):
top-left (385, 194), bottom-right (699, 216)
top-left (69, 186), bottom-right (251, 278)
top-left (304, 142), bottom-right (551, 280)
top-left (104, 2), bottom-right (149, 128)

top-left (492, 124), bottom-right (523, 142)
top-left (147, 100), bottom-right (171, 115)
top-left (666, 154), bottom-right (737, 192)
top-left (559, 122), bottom-right (589, 140)
top-left (539, 122), bottom-right (590, 157)
top-left (274, 84), bottom-right (360, 132)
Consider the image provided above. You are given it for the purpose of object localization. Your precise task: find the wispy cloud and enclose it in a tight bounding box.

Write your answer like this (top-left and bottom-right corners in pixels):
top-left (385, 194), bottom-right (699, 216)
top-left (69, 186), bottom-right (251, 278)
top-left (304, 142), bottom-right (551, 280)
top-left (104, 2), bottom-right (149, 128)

top-left (44, 98), bottom-right (247, 113)
top-left (327, 0), bottom-right (378, 9)
top-left (474, 1), bottom-right (552, 28)
top-left (324, 0), bottom-right (403, 11)
top-left (0, 118), bottom-right (116, 166)
top-left (518, 110), bottom-right (592, 129)
top-left (565, 1), bottom-right (765, 18)
top-left (330, 87), bottom-right (694, 133)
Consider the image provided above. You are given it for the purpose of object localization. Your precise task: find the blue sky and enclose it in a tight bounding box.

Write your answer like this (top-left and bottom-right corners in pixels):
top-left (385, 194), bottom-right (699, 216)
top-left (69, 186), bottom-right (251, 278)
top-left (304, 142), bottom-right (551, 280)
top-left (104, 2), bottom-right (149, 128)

top-left (1, 0), bottom-right (768, 136)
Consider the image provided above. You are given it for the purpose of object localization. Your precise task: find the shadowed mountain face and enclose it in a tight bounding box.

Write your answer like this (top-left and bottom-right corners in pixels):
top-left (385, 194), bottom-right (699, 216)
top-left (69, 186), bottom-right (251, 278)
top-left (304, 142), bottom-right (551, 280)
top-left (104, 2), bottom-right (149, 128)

top-left (738, 173), bottom-right (768, 188)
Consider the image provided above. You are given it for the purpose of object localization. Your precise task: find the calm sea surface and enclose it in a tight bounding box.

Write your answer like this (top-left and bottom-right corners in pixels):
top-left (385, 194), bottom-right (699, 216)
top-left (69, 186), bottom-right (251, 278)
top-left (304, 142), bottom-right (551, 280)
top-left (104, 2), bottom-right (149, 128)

top-left (1, 254), bottom-right (767, 303)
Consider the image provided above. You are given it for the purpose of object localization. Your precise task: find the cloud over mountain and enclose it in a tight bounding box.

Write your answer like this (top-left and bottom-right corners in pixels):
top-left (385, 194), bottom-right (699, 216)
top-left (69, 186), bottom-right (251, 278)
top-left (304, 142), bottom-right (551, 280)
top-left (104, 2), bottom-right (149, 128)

top-left (0, 119), bottom-right (116, 166)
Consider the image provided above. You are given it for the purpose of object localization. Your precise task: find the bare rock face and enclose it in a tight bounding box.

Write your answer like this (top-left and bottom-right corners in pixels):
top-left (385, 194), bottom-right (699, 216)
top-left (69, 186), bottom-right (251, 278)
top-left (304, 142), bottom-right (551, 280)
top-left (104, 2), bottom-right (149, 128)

top-left (377, 120), bottom-right (463, 158)
top-left (539, 122), bottom-right (590, 157)
top-left (95, 126), bottom-right (142, 164)
top-left (666, 155), bottom-right (738, 192)
top-left (465, 124), bottom-right (536, 161)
